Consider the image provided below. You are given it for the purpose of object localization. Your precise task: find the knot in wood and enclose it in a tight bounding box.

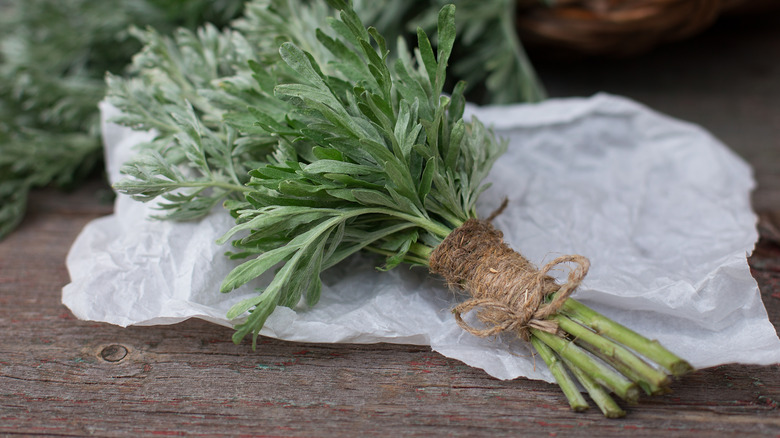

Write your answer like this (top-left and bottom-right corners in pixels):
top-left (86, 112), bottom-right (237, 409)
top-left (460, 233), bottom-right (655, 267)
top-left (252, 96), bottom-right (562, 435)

top-left (429, 219), bottom-right (589, 341)
top-left (99, 344), bottom-right (128, 362)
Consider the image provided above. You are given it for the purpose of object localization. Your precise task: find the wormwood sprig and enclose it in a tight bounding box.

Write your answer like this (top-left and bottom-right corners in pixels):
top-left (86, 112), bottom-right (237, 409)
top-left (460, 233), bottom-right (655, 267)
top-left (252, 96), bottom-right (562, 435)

top-left (108, 0), bottom-right (348, 219)
top-left (107, 23), bottom-right (277, 219)
top-left (114, 0), bottom-right (692, 416)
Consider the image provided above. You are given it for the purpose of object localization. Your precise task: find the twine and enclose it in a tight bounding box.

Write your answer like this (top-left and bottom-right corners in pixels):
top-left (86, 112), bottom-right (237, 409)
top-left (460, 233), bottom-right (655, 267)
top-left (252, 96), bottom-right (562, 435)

top-left (429, 219), bottom-right (589, 341)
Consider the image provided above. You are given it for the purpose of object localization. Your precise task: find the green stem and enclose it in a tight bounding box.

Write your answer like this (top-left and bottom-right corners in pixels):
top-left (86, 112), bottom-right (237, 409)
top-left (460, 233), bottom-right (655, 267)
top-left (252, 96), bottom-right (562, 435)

top-left (532, 329), bottom-right (640, 404)
top-left (188, 180), bottom-right (251, 193)
top-left (224, 127), bottom-right (244, 187)
top-left (561, 299), bottom-right (693, 377)
top-left (574, 339), bottom-right (666, 396)
top-left (322, 223), bottom-right (419, 270)
top-left (115, 180), bottom-right (251, 194)
top-left (367, 209), bottom-right (452, 239)
top-left (562, 357), bottom-right (625, 418)
top-left (364, 246), bottom-right (429, 266)
top-left (552, 314), bottom-right (671, 393)
top-left (409, 242), bottom-right (434, 262)
top-left (530, 337), bottom-right (589, 412)
top-left (499, 0), bottom-right (547, 102)
top-left (437, 210), bottom-right (465, 230)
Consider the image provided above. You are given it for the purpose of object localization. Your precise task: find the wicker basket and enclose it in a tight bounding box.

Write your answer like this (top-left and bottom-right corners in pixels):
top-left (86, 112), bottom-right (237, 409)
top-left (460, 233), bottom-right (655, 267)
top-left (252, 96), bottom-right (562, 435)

top-left (516, 0), bottom-right (748, 55)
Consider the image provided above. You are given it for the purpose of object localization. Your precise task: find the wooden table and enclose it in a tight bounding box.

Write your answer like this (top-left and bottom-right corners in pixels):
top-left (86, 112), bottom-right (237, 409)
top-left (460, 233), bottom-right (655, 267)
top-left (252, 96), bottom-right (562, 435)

top-left (2, 13), bottom-right (780, 438)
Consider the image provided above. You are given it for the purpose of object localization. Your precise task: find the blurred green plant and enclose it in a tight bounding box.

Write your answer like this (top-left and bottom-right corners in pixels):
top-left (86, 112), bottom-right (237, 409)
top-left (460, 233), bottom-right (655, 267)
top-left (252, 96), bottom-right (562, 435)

top-left (355, 0), bottom-right (546, 104)
top-left (0, 0), bottom-right (244, 239)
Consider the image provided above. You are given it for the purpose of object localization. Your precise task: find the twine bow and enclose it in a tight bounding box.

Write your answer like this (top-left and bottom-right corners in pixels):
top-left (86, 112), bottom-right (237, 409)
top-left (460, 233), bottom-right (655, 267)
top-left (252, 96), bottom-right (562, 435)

top-left (429, 219), bottom-right (590, 341)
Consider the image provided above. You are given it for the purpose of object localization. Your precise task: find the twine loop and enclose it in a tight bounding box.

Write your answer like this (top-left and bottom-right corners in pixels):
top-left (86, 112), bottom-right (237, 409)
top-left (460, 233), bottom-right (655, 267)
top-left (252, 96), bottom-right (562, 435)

top-left (429, 219), bottom-right (589, 341)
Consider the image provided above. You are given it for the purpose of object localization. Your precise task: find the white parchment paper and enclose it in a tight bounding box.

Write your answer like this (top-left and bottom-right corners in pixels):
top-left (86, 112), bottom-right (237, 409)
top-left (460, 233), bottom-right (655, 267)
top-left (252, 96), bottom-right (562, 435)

top-left (63, 94), bottom-right (780, 381)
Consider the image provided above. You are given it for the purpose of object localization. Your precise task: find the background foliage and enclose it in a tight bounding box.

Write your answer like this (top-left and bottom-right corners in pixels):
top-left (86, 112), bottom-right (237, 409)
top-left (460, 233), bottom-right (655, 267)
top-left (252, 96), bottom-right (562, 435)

top-left (0, 0), bottom-right (245, 238)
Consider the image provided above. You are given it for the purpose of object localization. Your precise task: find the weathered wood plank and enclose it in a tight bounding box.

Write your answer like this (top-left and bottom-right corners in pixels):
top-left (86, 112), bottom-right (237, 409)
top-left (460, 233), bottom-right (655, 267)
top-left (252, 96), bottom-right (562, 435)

top-left (1, 178), bottom-right (779, 437)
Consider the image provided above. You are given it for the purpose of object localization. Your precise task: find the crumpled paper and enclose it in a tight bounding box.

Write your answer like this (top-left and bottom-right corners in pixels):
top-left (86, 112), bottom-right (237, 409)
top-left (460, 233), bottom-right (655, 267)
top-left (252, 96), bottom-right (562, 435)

top-left (63, 93), bottom-right (780, 381)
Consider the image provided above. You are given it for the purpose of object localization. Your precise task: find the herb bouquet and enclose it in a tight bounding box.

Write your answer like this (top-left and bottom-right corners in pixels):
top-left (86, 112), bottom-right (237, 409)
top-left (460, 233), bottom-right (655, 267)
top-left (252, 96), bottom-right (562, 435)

top-left (110, 0), bottom-right (692, 417)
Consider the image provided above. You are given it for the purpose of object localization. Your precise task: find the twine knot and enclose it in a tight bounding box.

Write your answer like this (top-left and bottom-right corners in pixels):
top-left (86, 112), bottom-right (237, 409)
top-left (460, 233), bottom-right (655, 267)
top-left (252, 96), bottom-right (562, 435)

top-left (429, 219), bottom-right (589, 341)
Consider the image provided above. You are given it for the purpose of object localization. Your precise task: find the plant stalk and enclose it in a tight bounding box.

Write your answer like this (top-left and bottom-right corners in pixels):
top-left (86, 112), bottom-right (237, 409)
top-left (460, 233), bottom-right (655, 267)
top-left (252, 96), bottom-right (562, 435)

top-left (532, 328), bottom-right (640, 404)
top-left (562, 357), bottom-right (625, 418)
top-left (561, 299), bottom-right (693, 377)
top-left (530, 336), bottom-right (589, 412)
top-left (552, 314), bottom-right (671, 392)
top-left (364, 246), bottom-right (430, 266)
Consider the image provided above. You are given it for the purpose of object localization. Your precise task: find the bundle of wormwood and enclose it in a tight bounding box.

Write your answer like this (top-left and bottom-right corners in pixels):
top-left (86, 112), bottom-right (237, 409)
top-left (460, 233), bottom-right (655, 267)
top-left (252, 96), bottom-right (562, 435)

top-left (110, 0), bottom-right (692, 417)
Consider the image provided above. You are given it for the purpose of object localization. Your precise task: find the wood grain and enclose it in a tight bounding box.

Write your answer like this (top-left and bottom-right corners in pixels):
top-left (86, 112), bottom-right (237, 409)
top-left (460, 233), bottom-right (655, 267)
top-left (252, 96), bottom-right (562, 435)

top-left (3, 12), bottom-right (780, 437)
top-left (1, 178), bottom-right (779, 437)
